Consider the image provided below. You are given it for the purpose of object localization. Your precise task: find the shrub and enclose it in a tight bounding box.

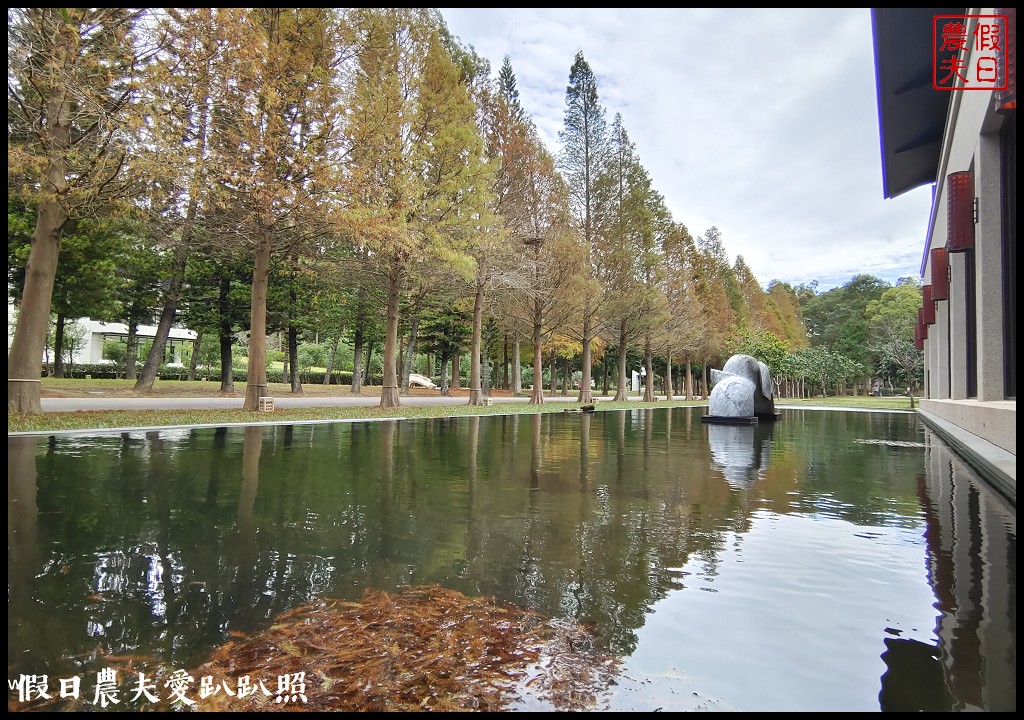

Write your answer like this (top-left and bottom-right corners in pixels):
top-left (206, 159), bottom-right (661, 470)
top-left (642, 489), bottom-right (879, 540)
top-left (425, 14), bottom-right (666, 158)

top-left (43, 364), bottom-right (381, 386)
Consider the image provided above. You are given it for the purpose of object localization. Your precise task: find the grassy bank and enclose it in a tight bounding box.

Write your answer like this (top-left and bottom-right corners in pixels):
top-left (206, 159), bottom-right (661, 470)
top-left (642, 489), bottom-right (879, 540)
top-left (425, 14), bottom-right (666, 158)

top-left (9, 393), bottom-right (916, 434)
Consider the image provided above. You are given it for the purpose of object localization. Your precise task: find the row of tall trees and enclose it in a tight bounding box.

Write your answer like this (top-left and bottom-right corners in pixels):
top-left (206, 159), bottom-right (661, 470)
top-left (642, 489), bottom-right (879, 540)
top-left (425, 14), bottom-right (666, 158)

top-left (9, 9), bottom-right (916, 416)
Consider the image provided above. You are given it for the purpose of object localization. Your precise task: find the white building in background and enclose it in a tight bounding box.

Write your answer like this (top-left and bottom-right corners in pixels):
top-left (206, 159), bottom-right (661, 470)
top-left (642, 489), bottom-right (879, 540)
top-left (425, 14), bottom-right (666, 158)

top-left (872, 7), bottom-right (1016, 499)
top-left (74, 319), bottom-right (198, 366)
top-left (7, 302), bottom-right (197, 366)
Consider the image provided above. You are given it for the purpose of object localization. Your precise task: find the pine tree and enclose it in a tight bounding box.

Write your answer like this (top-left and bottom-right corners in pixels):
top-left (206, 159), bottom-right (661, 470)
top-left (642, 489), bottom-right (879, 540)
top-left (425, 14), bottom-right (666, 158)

top-left (497, 55), bottom-right (525, 123)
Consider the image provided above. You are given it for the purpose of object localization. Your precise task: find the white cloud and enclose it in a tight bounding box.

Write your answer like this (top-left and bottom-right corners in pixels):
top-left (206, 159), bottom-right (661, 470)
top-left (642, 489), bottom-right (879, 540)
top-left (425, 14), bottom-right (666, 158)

top-left (440, 8), bottom-right (933, 292)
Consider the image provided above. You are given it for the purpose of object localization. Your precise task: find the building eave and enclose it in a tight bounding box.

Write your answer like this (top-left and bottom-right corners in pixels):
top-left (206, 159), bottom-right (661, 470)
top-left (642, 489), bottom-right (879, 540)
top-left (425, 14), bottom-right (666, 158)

top-left (872, 7), bottom-right (964, 199)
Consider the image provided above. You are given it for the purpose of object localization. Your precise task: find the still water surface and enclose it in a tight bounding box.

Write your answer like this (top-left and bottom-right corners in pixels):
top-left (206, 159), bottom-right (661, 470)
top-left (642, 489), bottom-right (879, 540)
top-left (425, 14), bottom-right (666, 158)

top-left (7, 407), bottom-right (1016, 711)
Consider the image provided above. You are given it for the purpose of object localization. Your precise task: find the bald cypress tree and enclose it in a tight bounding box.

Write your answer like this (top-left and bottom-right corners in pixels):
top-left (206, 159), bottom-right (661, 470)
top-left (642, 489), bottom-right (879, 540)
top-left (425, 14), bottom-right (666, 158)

top-left (208, 9), bottom-right (349, 411)
top-left (132, 8), bottom-right (221, 393)
top-left (344, 9), bottom-right (493, 409)
top-left (558, 51), bottom-right (608, 403)
top-left (7, 8), bottom-right (143, 413)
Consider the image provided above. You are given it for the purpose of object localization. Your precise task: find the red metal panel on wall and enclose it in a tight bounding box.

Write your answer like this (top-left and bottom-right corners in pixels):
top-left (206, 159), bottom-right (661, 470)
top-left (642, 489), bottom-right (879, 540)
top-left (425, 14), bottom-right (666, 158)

top-left (946, 171), bottom-right (975, 251)
top-left (931, 247), bottom-right (950, 300)
top-left (922, 285), bottom-right (936, 325)
top-left (995, 8), bottom-right (1016, 113)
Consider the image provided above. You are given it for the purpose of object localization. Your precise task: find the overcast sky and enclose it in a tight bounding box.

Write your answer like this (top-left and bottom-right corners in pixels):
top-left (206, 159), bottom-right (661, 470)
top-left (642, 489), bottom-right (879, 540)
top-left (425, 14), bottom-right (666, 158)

top-left (439, 8), bottom-right (934, 292)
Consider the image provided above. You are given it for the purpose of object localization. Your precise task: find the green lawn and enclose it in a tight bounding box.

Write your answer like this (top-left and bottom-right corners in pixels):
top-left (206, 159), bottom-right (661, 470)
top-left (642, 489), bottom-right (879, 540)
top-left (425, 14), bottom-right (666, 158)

top-left (777, 395), bottom-right (916, 411)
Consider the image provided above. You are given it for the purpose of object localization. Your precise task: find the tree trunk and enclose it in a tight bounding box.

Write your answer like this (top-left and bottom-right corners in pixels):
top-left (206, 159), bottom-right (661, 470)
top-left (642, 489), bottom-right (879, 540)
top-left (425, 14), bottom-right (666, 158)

top-left (7, 87), bottom-right (69, 414)
top-left (135, 251), bottom-right (187, 392)
top-left (468, 282), bottom-right (485, 405)
top-left (577, 313), bottom-right (593, 402)
top-left (65, 324), bottom-right (77, 377)
top-left (643, 333), bottom-right (655, 402)
top-left (560, 355), bottom-right (569, 396)
top-left (529, 306), bottom-right (544, 405)
top-left (220, 320), bottom-right (234, 394)
top-left (324, 334), bottom-right (340, 384)
top-left (379, 263), bottom-right (402, 408)
top-left (684, 358), bottom-right (693, 400)
top-left (125, 319), bottom-right (140, 381)
top-left (451, 353), bottom-right (460, 389)
top-left (400, 315), bottom-right (419, 396)
top-left (502, 333), bottom-right (509, 390)
top-left (364, 342), bottom-right (374, 387)
top-left (187, 332), bottom-right (202, 381)
top-left (282, 335), bottom-right (289, 380)
top-left (439, 353), bottom-right (450, 395)
top-left (219, 274), bottom-right (234, 394)
top-left (483, 321), bottom-right (496, 397)
top-left (243, 234), bottom-right (272, 411)
top-left (549, 350), bottom-right (557, 398)
top-left (614, 321), bottom-right (629, 401)
top-left (351, 319), bottom-right (364, 394)
top-left (482, 347), bottom-right (492, 397)
top-left (288, 318), bottom-right (302, 395)
top-left (665, 352), bottom-right (674, 400)
top-left (53, 313), bottom-right (67, 378)
top-left (512, 331), bottom-right (522, 396)
top-left (700, 359), bottom-right (708, 400)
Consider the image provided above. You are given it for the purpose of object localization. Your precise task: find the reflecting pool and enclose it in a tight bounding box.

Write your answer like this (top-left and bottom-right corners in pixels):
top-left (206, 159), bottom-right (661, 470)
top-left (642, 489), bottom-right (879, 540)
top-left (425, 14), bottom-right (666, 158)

top-left (7, 407), bottom-right (1016, 711)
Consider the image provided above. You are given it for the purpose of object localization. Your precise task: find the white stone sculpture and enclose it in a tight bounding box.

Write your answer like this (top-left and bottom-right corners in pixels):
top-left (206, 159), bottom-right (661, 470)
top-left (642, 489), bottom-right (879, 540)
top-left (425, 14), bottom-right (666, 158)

top-left (408, 373), bottom-right (439, 390)
top-left (707, 354), bottom-right (775, 419)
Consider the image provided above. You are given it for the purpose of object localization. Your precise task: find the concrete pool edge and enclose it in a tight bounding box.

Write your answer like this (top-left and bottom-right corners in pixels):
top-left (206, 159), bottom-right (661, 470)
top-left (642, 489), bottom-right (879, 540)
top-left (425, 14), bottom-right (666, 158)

top-left (8, 404), bottom-right (913, 439)
top-left (916, 408), bottom-right (1016, 505)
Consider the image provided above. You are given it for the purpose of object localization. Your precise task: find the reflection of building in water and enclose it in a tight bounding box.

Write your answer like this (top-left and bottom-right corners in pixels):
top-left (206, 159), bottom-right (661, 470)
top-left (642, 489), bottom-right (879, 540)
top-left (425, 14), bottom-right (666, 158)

top-left (707, 422), bottom-right (774, 490)
top-left (878, 635), bottom-right (954, 712)
top-left (879, 430), bottom-right (1016, 711)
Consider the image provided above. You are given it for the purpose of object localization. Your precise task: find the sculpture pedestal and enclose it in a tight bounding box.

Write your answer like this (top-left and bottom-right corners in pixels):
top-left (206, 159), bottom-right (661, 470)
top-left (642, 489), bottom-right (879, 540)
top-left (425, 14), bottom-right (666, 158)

top-left (701, 413), bottom-right (758, 425)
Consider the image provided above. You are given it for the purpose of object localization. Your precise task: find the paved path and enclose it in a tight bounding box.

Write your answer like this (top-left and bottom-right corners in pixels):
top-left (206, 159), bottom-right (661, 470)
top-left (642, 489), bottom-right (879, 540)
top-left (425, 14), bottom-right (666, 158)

top-left (40, 394), bottom-right (653, 412)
